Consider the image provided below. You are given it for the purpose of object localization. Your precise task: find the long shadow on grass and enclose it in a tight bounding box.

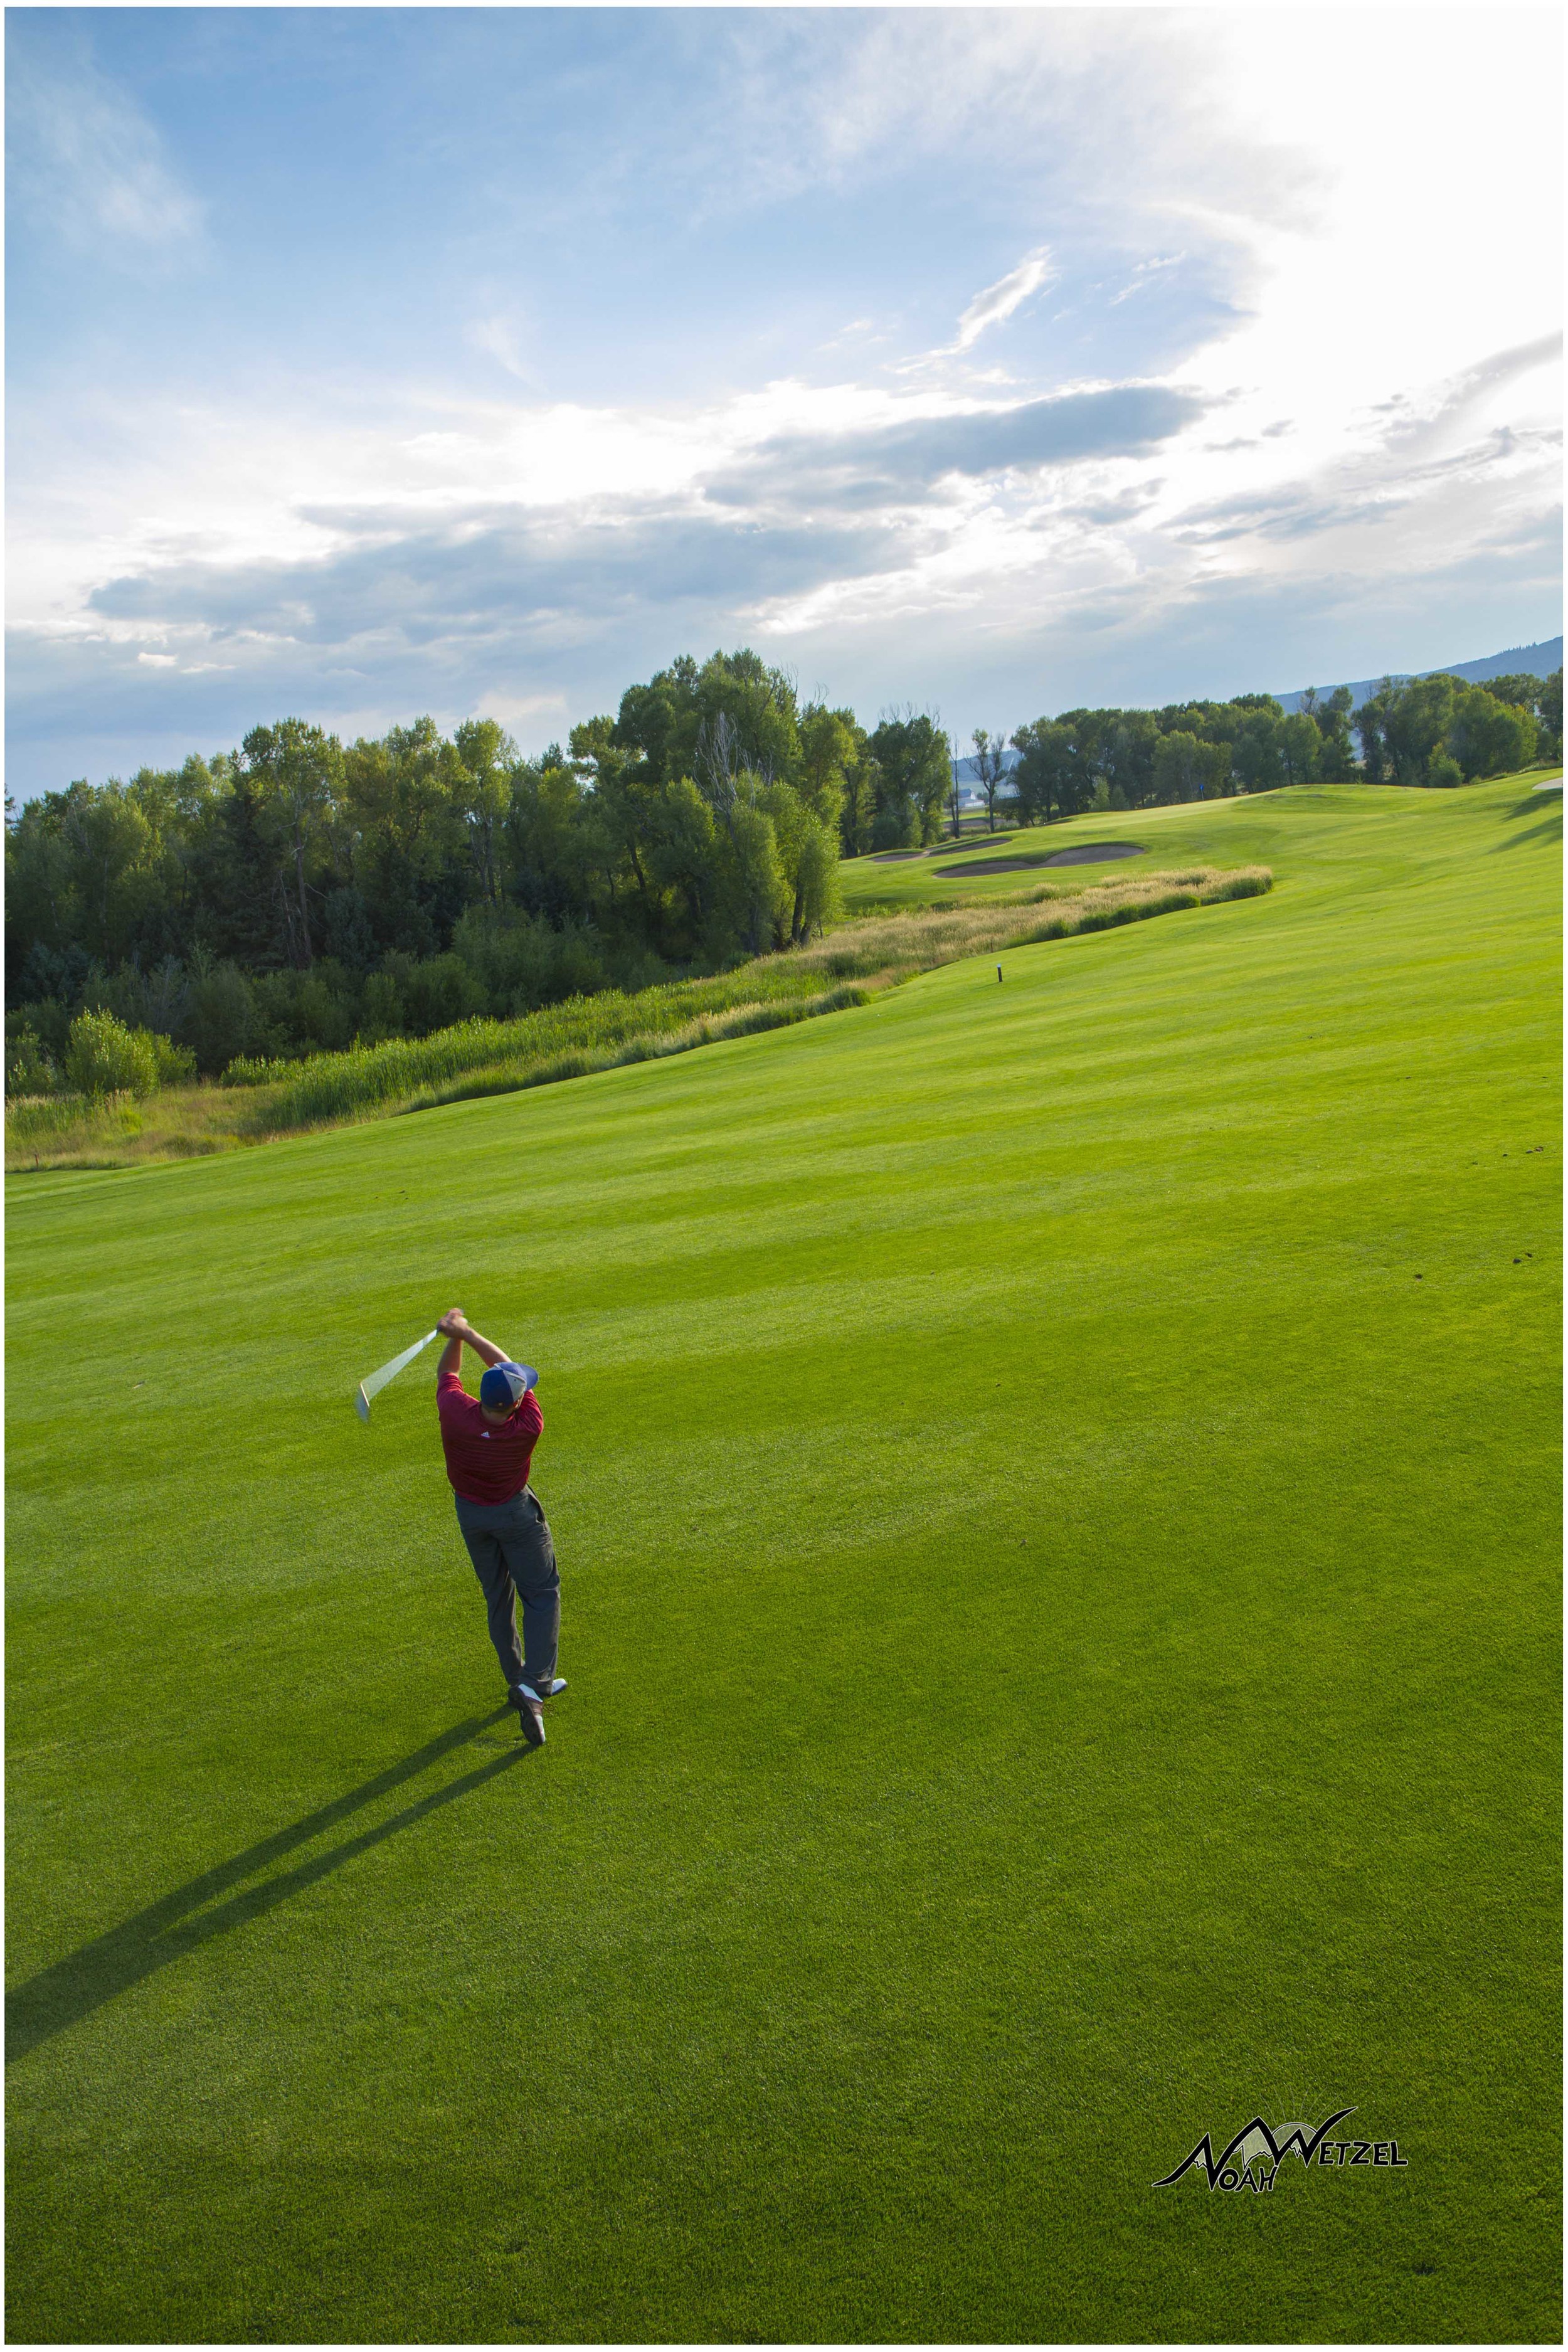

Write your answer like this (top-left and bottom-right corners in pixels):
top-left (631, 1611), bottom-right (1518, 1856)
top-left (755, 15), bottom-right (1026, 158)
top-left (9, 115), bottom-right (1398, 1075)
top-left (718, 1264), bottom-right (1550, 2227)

top-left (1494, 792), bottom-right (1564, 849)
top-left (7, 1711), bottom-right (526, 2064)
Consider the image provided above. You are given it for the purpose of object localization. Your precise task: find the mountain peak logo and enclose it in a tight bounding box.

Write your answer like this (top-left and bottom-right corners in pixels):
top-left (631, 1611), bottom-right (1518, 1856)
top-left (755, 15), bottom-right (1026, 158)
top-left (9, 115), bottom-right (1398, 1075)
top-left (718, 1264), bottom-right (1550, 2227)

top-left (1154, 2107), bottom-right (1409, 2193)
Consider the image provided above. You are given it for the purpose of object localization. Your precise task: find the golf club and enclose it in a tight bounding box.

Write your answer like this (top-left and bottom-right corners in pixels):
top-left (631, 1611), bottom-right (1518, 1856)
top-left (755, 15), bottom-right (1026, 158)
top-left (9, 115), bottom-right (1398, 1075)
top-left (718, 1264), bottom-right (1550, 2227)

top-left (354, 1328), bottom-right (438, 1421)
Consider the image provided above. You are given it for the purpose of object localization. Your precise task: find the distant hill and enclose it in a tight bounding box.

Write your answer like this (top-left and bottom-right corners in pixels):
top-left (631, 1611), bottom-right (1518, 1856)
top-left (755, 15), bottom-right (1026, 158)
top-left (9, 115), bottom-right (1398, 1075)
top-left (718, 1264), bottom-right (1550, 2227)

top-left (1274, 638), bottom-right (1562, 716)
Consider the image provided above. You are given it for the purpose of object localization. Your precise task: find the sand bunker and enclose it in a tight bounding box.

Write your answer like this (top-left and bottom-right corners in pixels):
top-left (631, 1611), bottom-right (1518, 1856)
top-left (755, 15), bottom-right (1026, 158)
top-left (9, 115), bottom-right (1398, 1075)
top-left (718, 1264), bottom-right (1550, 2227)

top-left (931, 840), bottom-right (1147, 877)
top-left (1043, 840), bottom-right (1146, 866)
top-left (931, 856), bottom-right (1053, 876)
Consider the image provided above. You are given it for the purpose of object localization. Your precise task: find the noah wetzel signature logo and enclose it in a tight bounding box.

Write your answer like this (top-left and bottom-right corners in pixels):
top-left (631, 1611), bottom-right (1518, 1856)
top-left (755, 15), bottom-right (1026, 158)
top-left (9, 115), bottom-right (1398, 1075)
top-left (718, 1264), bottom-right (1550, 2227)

top-left (1154, 2107), bottom-right (1408, 2193)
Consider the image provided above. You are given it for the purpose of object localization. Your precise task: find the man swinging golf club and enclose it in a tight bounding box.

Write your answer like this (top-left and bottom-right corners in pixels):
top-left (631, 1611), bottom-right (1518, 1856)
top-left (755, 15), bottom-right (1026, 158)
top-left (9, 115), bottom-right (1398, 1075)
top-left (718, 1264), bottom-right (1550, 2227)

top-left (434, 1308), bottom-right (563, 1746)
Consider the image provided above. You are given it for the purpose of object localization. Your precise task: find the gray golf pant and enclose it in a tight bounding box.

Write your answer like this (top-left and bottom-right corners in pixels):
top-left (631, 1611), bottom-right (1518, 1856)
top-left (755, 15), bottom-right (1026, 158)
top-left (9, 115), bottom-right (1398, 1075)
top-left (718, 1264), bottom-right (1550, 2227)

top-left (453, 1487), bottom-right (559, 1695)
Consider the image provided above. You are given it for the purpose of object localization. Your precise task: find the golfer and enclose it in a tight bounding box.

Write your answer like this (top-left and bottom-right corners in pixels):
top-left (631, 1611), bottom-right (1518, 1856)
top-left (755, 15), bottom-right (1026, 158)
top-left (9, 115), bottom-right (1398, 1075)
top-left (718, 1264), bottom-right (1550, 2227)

top-left (434, 1308), bottom-right (563, 1746)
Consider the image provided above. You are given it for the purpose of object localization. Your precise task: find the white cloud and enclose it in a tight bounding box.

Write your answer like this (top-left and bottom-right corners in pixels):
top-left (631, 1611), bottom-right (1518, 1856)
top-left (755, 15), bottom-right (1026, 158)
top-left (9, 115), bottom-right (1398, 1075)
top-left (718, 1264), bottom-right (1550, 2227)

top-left (949, 248), bottom-right (1057, 353)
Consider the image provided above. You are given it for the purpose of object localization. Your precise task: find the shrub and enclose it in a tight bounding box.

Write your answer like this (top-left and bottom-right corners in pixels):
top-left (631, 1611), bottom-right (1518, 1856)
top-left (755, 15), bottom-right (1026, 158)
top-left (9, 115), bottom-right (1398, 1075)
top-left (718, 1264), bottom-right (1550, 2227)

top-left (293, 969), bottom-right (356, 1052)
top-left (871, 798), bottom-right (918, 852)
top-left (399, 951), bottom-right (487, 1037)
top-left (63, 1010), bottom-right (161, 1098)
top-left (359, 970), bottom-right (403, 1043)
top-left (8, 995), bottom-right (73, 1062)
top-left (6, 1026), bottom-right (60, 1097)
top-left (149, 1032), bottom-right (198, 1086)
top-left (248, 961), bottom-right (358, 1056)
top-left (187, 963), bottom-right (259, 1074)
top-left (93, 954), bottom-right (190, 1041)
top-left (450, 904), bottom-right (608, 1015)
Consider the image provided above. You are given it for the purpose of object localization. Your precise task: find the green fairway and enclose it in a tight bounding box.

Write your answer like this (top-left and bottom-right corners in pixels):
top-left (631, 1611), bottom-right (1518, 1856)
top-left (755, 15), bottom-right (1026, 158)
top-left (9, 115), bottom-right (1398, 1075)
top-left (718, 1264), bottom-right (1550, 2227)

top-left (8, 776), bottom-right (1560, 2343)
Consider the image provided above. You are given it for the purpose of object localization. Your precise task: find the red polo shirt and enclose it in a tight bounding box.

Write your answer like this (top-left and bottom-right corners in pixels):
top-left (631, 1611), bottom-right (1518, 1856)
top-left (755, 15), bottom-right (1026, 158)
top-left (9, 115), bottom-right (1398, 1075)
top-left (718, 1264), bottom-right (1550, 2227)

top-left (437, 1369), bottom-right (543, 1505)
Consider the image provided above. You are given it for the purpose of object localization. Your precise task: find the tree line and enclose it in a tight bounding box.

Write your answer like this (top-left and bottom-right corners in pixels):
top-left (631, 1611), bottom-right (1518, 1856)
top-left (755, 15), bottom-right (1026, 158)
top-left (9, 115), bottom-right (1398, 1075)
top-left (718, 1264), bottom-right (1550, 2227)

top-left (1001, 669), bottom-right (1557, 825)
top-left (1351, 669), bottom-right (1558, 789)
top-left (6, 647), bottom-right (1559, 1087)
top-left (5, 650), bottom-right (949, 1078)
top-left (1007, 688), bottom-right (1359, 824)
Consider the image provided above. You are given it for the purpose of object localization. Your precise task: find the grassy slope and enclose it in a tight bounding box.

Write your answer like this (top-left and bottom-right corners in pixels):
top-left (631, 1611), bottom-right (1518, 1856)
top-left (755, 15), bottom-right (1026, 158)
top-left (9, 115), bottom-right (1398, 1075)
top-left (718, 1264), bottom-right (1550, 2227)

top-left (6, 777), bottom-right (1560, 2344)
top-left (5, 862), bottom-right (1261, 1177)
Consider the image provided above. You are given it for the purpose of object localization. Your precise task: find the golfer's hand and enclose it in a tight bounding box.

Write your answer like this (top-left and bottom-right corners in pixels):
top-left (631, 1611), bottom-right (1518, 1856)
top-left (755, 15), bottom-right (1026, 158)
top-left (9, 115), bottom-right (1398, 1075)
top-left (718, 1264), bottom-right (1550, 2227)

top-left (437, 1310), bottom-right (469, 1337)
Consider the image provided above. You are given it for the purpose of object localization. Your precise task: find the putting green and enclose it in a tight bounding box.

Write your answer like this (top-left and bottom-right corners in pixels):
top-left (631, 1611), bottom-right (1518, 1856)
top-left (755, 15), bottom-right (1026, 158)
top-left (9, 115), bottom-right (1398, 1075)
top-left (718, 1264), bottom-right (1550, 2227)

top-left (7, 777), bottom-right (1560, 2343)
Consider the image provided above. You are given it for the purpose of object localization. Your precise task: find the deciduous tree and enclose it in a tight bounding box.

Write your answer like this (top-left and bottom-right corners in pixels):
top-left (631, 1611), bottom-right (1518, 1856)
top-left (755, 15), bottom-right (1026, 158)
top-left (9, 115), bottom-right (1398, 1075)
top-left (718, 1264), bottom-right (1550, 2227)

top-left (970, 728), bottom-right (1010, 832)
top-left (242, 719), bottom-right (344, 967)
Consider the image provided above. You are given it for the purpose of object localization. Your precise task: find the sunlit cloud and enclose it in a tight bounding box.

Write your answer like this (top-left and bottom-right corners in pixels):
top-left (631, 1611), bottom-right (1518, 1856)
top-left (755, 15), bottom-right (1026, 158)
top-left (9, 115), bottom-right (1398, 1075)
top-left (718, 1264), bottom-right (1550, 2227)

top-left (948, 248), bottom-right (1057, 352)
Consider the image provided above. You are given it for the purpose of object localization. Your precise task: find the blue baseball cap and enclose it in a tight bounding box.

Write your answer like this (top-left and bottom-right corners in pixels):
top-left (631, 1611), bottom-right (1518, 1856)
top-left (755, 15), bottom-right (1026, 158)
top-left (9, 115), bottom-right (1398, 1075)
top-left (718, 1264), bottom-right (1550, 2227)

top-left (479, 1361), bottom-right (538, 1412)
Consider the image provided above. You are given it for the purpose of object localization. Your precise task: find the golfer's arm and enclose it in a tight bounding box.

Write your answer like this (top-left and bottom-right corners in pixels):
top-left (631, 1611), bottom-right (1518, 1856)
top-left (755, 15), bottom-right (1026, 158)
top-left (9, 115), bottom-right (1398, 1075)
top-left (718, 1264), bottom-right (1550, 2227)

top-left (456, 1325), bottom-right (511, 1370)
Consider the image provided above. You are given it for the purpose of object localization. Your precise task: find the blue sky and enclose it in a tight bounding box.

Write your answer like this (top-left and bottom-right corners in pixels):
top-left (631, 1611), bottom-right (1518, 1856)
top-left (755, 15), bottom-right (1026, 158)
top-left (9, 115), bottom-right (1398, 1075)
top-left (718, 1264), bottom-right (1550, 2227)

top-left (6, 6), bottom-right (1562, 795)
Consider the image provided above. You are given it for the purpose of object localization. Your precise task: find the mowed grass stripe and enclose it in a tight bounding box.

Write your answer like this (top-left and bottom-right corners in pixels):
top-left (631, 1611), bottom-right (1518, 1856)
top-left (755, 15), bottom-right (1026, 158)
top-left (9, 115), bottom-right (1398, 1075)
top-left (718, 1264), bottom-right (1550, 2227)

top-left (6, 776), bottom-right (1559, 2344)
